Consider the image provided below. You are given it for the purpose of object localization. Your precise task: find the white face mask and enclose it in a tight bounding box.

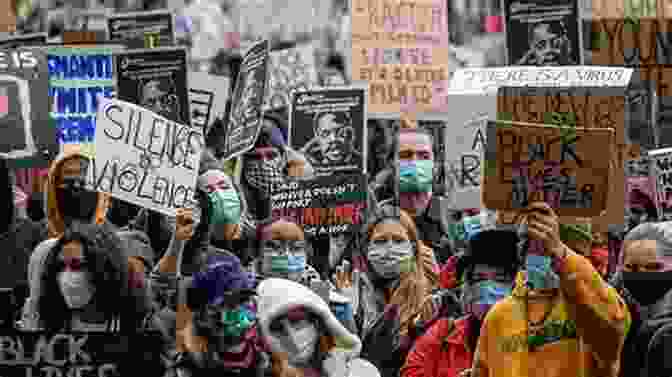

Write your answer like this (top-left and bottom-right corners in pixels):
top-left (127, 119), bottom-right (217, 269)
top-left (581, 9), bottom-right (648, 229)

top-left (270, 318), bottom-right (320, 366)
top-left (57, 271), bottom-right (95, 309)
top-left (366, 240), bottom-right (414, 279)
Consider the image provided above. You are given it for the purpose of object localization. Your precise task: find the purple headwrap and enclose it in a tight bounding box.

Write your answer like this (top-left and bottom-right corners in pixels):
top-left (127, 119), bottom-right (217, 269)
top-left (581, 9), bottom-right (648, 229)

top-left (191, 253), bottom-right (256, 306)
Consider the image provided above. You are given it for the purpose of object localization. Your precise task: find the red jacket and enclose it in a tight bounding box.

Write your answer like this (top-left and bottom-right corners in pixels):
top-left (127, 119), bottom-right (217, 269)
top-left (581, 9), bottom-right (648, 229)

top-left (402, 316), bottom-right (473, 377)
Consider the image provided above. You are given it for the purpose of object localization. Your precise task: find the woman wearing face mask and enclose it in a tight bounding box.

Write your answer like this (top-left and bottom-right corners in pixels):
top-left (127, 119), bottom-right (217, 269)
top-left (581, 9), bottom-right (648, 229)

top-left (334, 206), bottom-right (438, 377)
top-left (402, 216), bottom-right (519, 377)
top-left (238, 112), bottom-right (314, 222)
top-left (35, 222), bottom-right (149, 332)
top-left (257, 278), bottom-right (380, 377)
top-left (609, 222), bottom-right (672, 377)
top-left (172, 253), bottom-right (266, 377)
top-left (254, 219), bottom-right (356, 332)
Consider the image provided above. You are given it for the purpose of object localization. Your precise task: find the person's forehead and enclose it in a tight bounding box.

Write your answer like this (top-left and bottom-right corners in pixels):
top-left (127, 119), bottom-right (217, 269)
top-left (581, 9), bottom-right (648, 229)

top-left (60, 240), bottom-right (84, 260)
top-left (371, 219), bottom-right (408, 237)
top-left (261, 221), bottom-right (305, 241)
top-left (399, 131), bottom-right (432, 146)
top-left (624, 239), bottom-right (659, 260)
top-left (61, 157), bottom-right (86, 177)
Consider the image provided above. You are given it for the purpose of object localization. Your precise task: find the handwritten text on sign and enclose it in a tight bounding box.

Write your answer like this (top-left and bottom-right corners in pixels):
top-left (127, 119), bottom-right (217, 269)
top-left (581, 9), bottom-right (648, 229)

top-left (483, 121), bottom-right (614, 217)
top-left (270, 174), bottom-right (367, 236)
top-left (351, 0), bottom-right (451, 114)
top-left (93, 98), bottom-right (203, 218)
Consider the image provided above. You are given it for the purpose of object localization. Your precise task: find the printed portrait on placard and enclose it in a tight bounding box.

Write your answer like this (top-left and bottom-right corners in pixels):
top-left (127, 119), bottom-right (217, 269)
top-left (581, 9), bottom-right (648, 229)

top-left (516, 20), bottom-right (575, 66)
top-left (300, 111), bottom-right (362, 169)
top-left (138, 77), bottom-right (182, 123)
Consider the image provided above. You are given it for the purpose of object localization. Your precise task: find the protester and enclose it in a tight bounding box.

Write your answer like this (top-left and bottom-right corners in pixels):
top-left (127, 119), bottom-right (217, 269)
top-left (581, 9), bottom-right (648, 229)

top-left (402, 215), bottom-right (520, 377)
top-left (626, 189), bottom-right (658, 234)
top-left (33, 222), bottom-right (149, 332)
top-left (257, 278), bottom-right (380, 377)
top-left (469, 202), bottom-right (630, 377)
top-left (172, 253), bottom-right (266, 377)
top-left (0, 158), bottom-right (46, 327)
top-left (610, 222), bottom-right (672, 377)
top-left (238, 112), bottom-right (314, 222)
top-left (334, 205), bottom-right (438, 377)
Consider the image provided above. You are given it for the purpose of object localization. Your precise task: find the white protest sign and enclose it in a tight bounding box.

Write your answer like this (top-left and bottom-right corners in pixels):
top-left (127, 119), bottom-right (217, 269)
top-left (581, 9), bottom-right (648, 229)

top-left (448, 66), bottom-right (634, 93)
top-left (93, 98), bottom-right (204, 219)
top-left (188, 71), bottom-right (230, 134)
top-left (442, 92), bottom-right (498, 210)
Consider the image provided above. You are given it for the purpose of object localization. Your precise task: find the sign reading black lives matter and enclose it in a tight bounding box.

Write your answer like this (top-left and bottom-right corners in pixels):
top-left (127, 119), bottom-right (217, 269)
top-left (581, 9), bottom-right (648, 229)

top-left (115, 47), bottom-right (190, 125)
top-left (289, 86), bottom-right (366, 176)
top-left (222, 39), bottom-right (270, 161)
top-left (0, 48), bottom-right (56, 168)
top-left (0, 330), bottom-right (167, 377)
top-left (0, 33), bottom-right (47, 49)
top-left (270, 174), bottom-right (367, 237)
top-left (503, 0), bottom-right (582, 66)
top-left (107, 10), bottom-right (175, 49)
top-left (93, 98), bottom-right (203, 219)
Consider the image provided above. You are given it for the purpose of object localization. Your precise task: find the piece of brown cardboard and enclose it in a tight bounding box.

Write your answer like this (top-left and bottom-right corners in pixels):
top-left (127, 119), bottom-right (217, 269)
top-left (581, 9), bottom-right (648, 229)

top-left (0, 1), bottom-right (16, 33)
top-left (482, 120), bottom-right (614, 218)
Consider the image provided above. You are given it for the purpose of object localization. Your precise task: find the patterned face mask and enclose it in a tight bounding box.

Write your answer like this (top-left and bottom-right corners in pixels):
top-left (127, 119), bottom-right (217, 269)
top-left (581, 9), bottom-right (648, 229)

top-left (245, 154), bottom-right (286, 195)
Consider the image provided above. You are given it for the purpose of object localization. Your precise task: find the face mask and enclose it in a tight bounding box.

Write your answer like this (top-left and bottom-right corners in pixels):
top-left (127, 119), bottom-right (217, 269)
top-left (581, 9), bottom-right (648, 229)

top-left (462, 281), bottom-right (512, 319)
top-left (209, 189), bottom-right (241, 225)
top-left (274, 321), bottom-right (320, 366)
top-left (399, 159), bottom-right (433, 193)
top-left (264, 253), bottom-right (307, 275)
top-left (367, 241), bottom-right (414, 279)
top-left (56, 186), bottom-right (99, 223)
top-left (622, 271), bottom-right (672, 306)
top-left (218, 306), bottom-right (256, 339)
top-left (525, 254), bottom-right (559, 290)
top-left (57, 271), bottom-right (95, 309)
top-left (245, 156), bottom-right (286, 195)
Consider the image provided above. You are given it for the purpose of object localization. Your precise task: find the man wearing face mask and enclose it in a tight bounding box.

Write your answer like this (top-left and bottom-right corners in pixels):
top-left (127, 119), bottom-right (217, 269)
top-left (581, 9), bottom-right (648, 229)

top-left (173, 253), bottom-right (267, 377)
top-left (609, 222), bottom-right (672, 377)
top-left (402, 212), bottom-right (519, 377)
top-left (469, 202), bottom-right (630, 377)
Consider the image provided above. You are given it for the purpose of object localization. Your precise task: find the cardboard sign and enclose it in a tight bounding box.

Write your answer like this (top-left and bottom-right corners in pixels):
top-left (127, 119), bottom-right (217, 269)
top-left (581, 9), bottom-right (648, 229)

top-left (483, 120), bottom-right (614, 217)
top-left (188, 71), bottom-right (230, 134)
top-left (264, 43), bottom-right (319, 111)
top-left (222, 39), bottom-right (270, 161)
top-left (48, 45), bottom-right (124, 158)
top-left (0, 1), bottom-right (16, 33)
top-left (0, 33), bottom-right (47, 49)
top-left (503, 0), bottom-right (582, 66)
top-left (107, 10), bottom-right (175, 49)
top-left (0, 330), bottom-right (166, 377)
top-left (115, 47), bottom-right (190, 126)
top-left (351, 0), bottom-right (451, 114)
top-left (448, 66), bottom-right (633, 92)
top-left (650, 147), bottom-right (672, 220)
top-left (442, 93), bottom-right (498, 210)
top-left (289, 86), bottom-right (367, 177)
top-left (93, 98), bottom-right (203, 219)
top-left (0, 47), bottom-right (53, 168)
top-left (270, 174), bottom-right (367, 237)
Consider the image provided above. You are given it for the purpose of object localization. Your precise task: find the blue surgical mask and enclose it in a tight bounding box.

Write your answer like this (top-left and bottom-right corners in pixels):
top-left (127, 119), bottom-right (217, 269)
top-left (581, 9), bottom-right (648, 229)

top-left (399, 159), bottom-right (434, 193)
top-left (462, 280), bottom-right (512, 319)
top-left (525, 254), bottom-right (559, 290)
top-left (209, 189), bottom-right (241, 225)
top-left (265, 253), bottom-right (307, 275)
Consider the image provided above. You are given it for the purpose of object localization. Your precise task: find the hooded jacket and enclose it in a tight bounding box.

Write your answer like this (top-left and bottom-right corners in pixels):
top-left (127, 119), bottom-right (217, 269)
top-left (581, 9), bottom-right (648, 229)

top-left (257, 278), bottom-right (380, 377)
top-left (471, 246), bottom-right (630, 377)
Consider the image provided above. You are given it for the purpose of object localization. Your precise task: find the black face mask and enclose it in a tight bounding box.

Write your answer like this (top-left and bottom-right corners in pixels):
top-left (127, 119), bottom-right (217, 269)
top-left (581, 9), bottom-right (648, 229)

top-left (622, 271), bottom-right (672, 306)
top-left (56, 183), bottom-right (99, 223)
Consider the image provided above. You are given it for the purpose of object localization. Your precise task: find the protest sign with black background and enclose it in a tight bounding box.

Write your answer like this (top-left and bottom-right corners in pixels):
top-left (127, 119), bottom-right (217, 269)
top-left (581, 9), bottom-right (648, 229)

top-left (0, 47), bottom-right (55, 168)
top-left (503, 0), bottom-right (582, 66)
top-left (289, 86), bottom-right (366, 177)
top-left (649, 148), bottom-right (672, 220)
top-left (0, 33), bottom-right (47, 49)
top-left (107, 10), bottom-right (175, 49)
top-left (270, 174), bottom-right (367, 237)
top-left (115, 47), bottom-right (190, 125)
top-left (221, 39), bottom-right (270, 161)
top-left (0, 330), bottom-right (167, 377)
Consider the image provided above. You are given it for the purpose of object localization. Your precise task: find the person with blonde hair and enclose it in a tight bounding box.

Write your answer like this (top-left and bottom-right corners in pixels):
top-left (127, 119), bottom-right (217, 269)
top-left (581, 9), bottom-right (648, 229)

top-left (335, 204), bottom-right (438, 377)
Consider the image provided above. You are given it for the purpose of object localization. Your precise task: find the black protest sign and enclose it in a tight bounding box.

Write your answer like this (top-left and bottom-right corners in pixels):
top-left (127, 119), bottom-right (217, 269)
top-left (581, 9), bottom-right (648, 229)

top-left (270, 174), bottom-right (367, 237)
top-left (0, 33), bottom-right (47, 49)
top-left (0, 330), bottom-right (167, 377)
top-left (222, 39), bottom-right (270, 161)
top-left (115, 47), bottom-right (190, 125)
top-left (418, 120), bottom-right (447, 195)
top-left (0, 48), bottom-right (55, 168)
top-left (107, 10), bottom-right (175, 49)
top-left (289, 87), bottom-right (366, 177)
top-left (483, 120), bottom-right (614, 217)
top-left (503, 0), bottom-right (582, 66)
